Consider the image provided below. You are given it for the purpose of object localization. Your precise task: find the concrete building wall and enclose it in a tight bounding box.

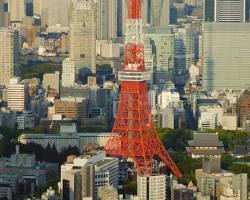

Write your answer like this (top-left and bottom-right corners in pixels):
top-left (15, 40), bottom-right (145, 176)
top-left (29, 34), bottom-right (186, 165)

top-left (202, 23), bottom-right (250, 91)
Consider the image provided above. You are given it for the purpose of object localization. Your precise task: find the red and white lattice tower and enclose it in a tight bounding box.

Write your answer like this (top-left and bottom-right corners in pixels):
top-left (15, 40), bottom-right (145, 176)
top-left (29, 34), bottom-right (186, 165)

top-left (105, 0), bottom-right (182, 177)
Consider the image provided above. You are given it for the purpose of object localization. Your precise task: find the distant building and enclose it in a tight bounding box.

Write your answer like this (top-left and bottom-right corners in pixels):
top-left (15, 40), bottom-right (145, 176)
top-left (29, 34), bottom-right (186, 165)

top-left (18, 124), bottom-right (111, 152)
top-left (196, 170), bottom-right (247, 200)
top-left (0, 180), bottom-right (12, 200)
top-left (0, 109), bottom-right (17, 128)
top-left (202, 23), bottom-right (250, 91)
top-left (96, 0), bottom-right (117, 41)
top-left (143, 26), bottom-right (174, 75)
top-left (69, 0), bottom-right (96, 74)
top-left (186, 132), bottom-right (225, 159)
top-left (60, 151), bottom-right (119, 199)
top-left (43, 71), bottom-right (60, 96)
top-left (8, 0), bottom-right (26, 22)
top-left (238, 89), bottom-right (250, 131)
top-left (137, 174), bottom-right (167, 200)
top-left (173, 25), bottom-right (197, 85)
top-left (7, 78), bottom-right (28, 112)
top-left (62, 58), bottom-right (76, 87)
top-left (54, 98), bottom-right (88, 121)
top-left (204, 0), bottom-right (248, 22)
top-left (98, 185), bottom-right (118, 200)
top-left (151, 0), bottom-right (170, 27)
top-left (0, 146), bottom-right (58, 196)
top-left (0, 28), bottom-right (18, 86)
top-left (41, 187), bottom-right (60, 200)
top-left (16, 111), bottom-right (35, 130)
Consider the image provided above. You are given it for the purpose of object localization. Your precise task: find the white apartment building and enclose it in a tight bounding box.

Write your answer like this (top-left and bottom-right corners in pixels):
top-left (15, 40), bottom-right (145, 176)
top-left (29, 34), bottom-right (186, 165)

top-left (61, 151), bottom-right (119, 199)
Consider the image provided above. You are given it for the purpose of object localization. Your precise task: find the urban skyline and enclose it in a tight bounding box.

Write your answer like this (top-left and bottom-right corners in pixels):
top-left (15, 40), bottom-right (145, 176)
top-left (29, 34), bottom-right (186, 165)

top-left (0, 0), bottom-right (250, 200)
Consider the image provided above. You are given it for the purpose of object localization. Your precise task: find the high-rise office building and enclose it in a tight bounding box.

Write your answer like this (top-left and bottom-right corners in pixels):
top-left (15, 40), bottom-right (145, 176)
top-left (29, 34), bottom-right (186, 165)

top-left (62, 58), bottom-right (76, 87)
top-left (96, 0), bottom-right (118, 41)
top-left (173, 25), bottom-right (196, 84)
top-left (7, 78), bottom-right (28, 112)
top-left (0, 28), bottom-right (17, 86)
top-left (47, 0), bottom-right (70, 28)
top-left (69, 0), bottom-right (96, 74)
top-left (151, 0), bottom-right (170, 26)
top-left (0, 0), bottom-right (3, 12)
top-left (33, 0), bottom-right (70, 28)
top-left (204, 0), bottom-right (249, 22)
top-left (143, 26), bottom-right (174, 72)
top-left (8, 0), bottom-right (26, 22)
top-left (33, 0), bottom-right (42, 16)
top-left (137, 174), bottom-right (167, 200)
top-left (202, 23), bottom-right (250, 91)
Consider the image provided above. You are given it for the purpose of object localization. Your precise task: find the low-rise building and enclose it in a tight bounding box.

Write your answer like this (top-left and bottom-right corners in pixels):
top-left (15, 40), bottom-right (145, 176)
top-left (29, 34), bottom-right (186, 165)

top-left (18, 130), bottom-right (111, 153)
top-left (16, 111), bottom-right (35, 130)
top-left (60, 151), bottom-right (119, 200)
top-left (0, 180), bottom-right (12, 200)
top-left (186, 132), bottom-right (225, 159)
top-left (0, 146), bottom-right (58, 196)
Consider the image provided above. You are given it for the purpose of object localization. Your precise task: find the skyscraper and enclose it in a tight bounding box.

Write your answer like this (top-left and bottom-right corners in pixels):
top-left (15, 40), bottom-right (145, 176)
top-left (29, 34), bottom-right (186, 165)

top-left (8, 0), bottom-right (26, 22)
top-left (0, 28), bottom-right (17, 86)
top-left (0, 0), bottom-right (3, 12)
top-left (142, 0), bottom-right (150, 24)
top-left (204, 0), bottom-right (248, 22)
top-left (47, 0), bottom-right (70, 28)
top-left (62, 58), bottom-right (76, 87)
top-left (202, 23), bottom-right (250, 91)
top-left (96, 0), bottom-right (117, 41)
top-left (69, 0), bottom-right (96, 74)
top-left (143, 26), bottom-right (174, 72)
top-left (173, 25), bottom-right (196, 85)
top-left (151, 0), bottom-right (170, 27)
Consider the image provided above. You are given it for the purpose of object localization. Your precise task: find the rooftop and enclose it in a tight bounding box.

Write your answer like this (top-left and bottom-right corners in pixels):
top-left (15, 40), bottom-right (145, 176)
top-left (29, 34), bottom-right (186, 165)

top-left (188, 132), bottom-right (224, 147)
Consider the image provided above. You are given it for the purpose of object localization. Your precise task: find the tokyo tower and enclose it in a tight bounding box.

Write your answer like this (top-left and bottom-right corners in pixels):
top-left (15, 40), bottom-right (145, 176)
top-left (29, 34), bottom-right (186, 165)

top-left (105, 0), bottom-right (182, 177)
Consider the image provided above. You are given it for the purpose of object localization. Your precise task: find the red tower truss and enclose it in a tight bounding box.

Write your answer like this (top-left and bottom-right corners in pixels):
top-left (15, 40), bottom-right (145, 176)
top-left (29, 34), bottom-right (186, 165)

top-left (105, 0), bottom-right (182, 177)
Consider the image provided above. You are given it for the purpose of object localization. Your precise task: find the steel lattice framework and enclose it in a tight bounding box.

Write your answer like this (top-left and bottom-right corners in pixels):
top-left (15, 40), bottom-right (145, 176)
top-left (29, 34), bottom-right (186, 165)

top-left (104, 0), bottom-right (182, 177)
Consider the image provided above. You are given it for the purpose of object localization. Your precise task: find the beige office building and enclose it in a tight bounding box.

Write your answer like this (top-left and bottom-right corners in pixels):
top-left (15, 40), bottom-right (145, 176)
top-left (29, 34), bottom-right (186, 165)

top-left (69, 0), bottom-right (96, 74)
top-left (8, 0), bottom-right (26, 22)
top-left (7, 78), bottom-right (28, 112)
top-left (0, 28), bottom-right (16, 86)
top-left (151, 0), bottom-right (170, 27)
top-left (43, 71), bottom-right (60, 95)
top-left (137, 174), bottom-right (167, 200)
